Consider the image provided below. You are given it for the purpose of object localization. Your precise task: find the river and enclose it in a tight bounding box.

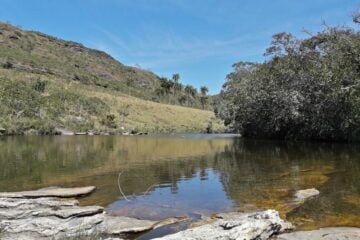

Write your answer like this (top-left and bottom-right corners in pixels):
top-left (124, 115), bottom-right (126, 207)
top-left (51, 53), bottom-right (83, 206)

top-left (0, 134), bottom-right (359, 236)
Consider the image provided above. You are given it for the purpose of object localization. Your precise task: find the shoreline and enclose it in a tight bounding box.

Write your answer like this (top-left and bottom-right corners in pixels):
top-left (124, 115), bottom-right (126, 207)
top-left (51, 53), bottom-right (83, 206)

top-left (1, 186), bottom-right (359, 239)
top-left (0, 129), bottom-right (237, 137)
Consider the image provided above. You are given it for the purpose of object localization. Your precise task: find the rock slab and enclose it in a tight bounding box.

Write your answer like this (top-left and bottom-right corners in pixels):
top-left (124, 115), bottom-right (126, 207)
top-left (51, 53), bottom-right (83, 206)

top-left (154, 209), bottom-right (293, 240)
top-left (277, 227), bottom-right (360, 240)
top-left (0, 186), bottom-right (96, 198)
top-left (0, 187), bottom-right (188, 239)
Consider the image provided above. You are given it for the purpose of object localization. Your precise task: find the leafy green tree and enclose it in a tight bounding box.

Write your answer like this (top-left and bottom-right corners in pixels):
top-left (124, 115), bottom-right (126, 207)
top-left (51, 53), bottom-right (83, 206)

top-left (215, 17), bottom-right (360, 141)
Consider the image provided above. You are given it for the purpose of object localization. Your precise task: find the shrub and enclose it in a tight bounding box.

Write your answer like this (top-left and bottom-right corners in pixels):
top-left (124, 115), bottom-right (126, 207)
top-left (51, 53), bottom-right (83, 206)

top-left (101, 114), bottom-right (117, 129)
top-left (33, 79), bottom-right (46, 93)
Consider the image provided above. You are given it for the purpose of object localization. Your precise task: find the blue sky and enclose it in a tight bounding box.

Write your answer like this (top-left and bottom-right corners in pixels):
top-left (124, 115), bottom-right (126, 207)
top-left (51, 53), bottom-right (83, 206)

top-left (0, 0), bottom-right (359, 94)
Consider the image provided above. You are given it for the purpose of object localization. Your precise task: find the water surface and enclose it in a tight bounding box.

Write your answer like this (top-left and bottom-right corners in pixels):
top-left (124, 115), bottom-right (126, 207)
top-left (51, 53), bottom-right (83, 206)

top-left (0, 135), bottom-right (359, 233)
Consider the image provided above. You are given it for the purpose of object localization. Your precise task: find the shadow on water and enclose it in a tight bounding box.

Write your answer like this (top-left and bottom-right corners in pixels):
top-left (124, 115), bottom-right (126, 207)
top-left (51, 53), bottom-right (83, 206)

top-left (0, 135), bottom-right (359, 235)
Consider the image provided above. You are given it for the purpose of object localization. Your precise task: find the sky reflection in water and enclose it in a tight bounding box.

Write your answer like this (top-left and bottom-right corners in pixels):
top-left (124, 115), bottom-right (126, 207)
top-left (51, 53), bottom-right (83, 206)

top-left (108, 169), bottom-right (235, 220)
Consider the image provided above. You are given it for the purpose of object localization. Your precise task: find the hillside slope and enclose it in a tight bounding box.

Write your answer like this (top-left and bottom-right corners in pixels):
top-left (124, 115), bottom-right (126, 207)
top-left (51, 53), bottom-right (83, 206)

top-left (0, 23), bottom-right (224, 134)
top-left (0, 22), bottom-right (162, 99)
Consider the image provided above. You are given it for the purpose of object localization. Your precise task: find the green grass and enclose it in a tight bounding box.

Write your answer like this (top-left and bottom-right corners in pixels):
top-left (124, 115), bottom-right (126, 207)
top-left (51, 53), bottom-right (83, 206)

top-left (0, 69), bottom-right (224, 134)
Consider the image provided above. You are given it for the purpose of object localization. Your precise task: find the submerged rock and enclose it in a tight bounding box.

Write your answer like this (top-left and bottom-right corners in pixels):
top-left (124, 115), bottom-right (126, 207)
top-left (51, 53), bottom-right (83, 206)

top-left (104, 215), bottom-right (157, 234)
top-left (293, 188), bottom-right (320, 205)
top-left (277, 227), bottom-right (360, 240)
top-left (154, 209), bottom-right (293, 240)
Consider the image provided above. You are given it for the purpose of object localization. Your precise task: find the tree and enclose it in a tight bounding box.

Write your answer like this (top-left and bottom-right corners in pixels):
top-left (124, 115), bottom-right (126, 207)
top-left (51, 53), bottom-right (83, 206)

top-left (172, 73), bottom-right (180, 84)
top-left (200, 86), bottom-right (209, 109)
top-left (215, 19), bottom-right (360, 141)
top-left (159, 77), bottom-right (172, 103)
top-left (184, 85), bottom-right (192, 106)
top-left (172, 73), bottom-right (180, 103)
top-left (353, 10), bottom-right (360, 24)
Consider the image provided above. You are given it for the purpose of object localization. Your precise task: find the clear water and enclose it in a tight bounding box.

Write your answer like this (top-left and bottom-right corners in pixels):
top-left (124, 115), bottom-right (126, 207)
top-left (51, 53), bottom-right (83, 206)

top-left (0, 135), bottom-right (359, 234)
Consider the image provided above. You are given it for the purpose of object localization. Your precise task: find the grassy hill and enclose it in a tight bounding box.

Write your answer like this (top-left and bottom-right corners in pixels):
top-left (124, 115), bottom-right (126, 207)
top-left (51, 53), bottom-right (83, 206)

top-left (0, 22), bottom-right (164, 99)
top-left (0, 22), bottom-right (224, 134)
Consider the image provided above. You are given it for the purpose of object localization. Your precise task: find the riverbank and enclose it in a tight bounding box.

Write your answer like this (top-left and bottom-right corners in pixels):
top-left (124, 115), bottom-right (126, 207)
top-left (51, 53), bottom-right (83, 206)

top-left (1, 186), bottom-right (359, 239)
top-left (0, 127), bottom-right (230, 137)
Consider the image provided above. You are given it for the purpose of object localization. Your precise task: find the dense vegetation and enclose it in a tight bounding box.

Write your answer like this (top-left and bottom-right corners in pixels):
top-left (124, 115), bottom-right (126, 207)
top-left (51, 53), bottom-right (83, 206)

top-left (215, 15), bottom-right (360, 141)
top-left (0, 22), bottom-right (222, 135)
top-left (155, 74), bottom-right (210, 109)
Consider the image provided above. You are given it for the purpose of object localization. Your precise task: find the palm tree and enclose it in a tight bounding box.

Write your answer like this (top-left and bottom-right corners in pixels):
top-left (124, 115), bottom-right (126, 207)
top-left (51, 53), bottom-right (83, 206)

top-left (172, 73), bottom-right (180, 84)
top-left (200, 86), bottom-right (208, 96)
top-left (190, 86), bottom-right (197, 97)
top-left (200, 86), bottom-right (209, 109)
top-left (172, 73), bottom-right (180, 103)
top-left (184, 85), bottom-right (192, 106)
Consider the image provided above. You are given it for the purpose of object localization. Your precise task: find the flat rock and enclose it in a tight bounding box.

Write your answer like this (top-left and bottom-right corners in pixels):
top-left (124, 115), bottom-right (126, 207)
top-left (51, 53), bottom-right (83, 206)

top-left (0, 186), bottom-right (96, 198)
top-left (0, 191), bottom-right (189, 239)
top-left (277, 227), bottom-right (360, 240)
top-left (294, 188), bottom-right (320, 202)
top-left (154, 209), bottom-right (293, 240)
top-left (0, 203), bottom-right (103, 220)
top-left (104, 215), bottom-right (157, 234)
top-left (1, 214), bottom-right (104, 240)
top-left (0, 196), bottom-right (104, 239)
top-left (75, 132), bottom-right (87, 135)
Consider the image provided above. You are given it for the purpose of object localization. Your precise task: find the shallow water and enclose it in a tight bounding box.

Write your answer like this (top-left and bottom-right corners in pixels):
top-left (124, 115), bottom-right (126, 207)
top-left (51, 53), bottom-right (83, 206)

top-left (0, 135), bottom-right (359, 233)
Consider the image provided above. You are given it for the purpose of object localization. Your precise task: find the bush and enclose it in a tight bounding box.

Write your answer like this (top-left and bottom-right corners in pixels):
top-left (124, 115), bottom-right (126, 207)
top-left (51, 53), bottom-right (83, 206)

top-left (2, 61), bottom-right (13, 69)
top-left (33, 79), bottom-right (46, 93)
top-left (101, 114), bottom-right (117, 129)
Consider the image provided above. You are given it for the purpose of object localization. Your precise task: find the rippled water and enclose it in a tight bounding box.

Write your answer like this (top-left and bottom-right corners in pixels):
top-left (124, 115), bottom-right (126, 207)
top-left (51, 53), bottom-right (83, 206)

top-left (0, 135), bottom-right (359, 234)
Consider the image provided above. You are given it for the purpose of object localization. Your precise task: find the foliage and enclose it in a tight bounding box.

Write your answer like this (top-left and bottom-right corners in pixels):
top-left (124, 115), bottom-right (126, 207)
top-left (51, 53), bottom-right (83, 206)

top-left (154, 74), bottom-right (210, 109)
top-left (215, 18), bottom-right (360, 141)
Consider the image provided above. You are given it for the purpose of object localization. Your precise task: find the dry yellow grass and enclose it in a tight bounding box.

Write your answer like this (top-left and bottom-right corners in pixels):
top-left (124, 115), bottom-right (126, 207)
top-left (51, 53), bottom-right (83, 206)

top-left (77, 83), bottom-right (225, 133)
